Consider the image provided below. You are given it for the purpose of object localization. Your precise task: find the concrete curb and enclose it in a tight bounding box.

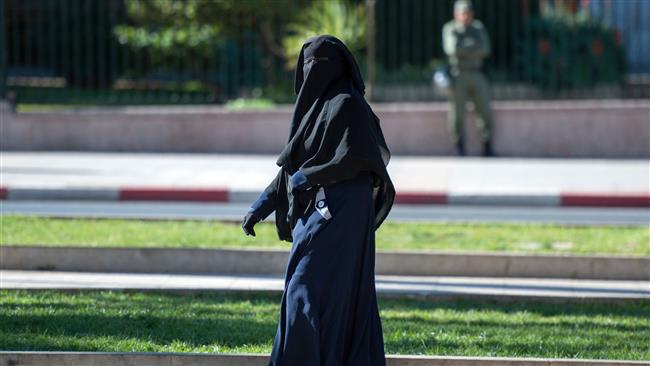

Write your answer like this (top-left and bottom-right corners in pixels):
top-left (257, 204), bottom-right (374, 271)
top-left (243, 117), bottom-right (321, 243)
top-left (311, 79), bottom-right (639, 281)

top-left (2, 246), bottom-right (648, 280)
top-left (2, 186), bottom-right (650, 207)
top-left (1, 352), bottom-right (647, 366)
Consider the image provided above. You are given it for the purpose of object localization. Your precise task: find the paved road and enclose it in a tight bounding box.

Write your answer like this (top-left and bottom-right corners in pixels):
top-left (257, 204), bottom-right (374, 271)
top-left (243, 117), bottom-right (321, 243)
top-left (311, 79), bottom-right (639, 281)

top-left (3, 270), bottom-right (648, 301)
top-left (2, 200), bottom-right (648, 225)
top-left (2, 152), bottom-right (648, 194)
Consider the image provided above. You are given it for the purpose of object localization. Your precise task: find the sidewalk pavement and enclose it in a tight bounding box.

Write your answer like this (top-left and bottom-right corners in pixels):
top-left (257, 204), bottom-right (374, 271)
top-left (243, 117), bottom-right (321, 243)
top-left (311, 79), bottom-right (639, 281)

top-left (2, 152), bottom-right (649, 207)
top-left (3, 270), bottom-right (648, 301)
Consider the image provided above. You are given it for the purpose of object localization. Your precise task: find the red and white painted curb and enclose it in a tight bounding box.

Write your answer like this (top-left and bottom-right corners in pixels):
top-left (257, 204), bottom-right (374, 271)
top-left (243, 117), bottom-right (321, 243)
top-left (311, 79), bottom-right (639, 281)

top-left (1, 186), bottom-right (649, 207)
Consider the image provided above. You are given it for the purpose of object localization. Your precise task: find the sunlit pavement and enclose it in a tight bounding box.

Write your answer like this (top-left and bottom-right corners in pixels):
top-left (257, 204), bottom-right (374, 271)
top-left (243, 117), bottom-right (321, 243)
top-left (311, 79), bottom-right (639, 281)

top-left (2, 152), bottom-right (648, 196)
top-left (2, 270), bottom-right (649, 301)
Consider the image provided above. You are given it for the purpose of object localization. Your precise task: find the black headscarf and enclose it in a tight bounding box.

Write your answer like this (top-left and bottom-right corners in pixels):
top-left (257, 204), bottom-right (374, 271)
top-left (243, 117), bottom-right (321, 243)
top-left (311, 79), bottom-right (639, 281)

top-left (269, 35), bottom-right (395, 241)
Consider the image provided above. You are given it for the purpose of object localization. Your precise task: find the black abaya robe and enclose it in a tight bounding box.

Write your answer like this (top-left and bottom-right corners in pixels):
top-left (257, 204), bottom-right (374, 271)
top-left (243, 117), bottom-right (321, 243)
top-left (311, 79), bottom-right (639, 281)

top-left (247, 35), bottom-right (394, 366)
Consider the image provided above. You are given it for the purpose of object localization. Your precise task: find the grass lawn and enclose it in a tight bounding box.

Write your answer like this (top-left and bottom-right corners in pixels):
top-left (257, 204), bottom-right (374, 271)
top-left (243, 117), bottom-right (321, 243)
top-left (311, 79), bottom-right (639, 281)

top-left (1, 290), bottom-right (648, 360)
top-left (1, 215), bottom-right (648, 256)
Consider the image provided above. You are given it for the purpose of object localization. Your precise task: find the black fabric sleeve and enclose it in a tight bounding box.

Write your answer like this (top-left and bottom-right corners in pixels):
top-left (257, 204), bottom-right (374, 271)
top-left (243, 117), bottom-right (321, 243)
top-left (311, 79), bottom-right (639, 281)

top-left (249, 172), bottom-right (280, 220)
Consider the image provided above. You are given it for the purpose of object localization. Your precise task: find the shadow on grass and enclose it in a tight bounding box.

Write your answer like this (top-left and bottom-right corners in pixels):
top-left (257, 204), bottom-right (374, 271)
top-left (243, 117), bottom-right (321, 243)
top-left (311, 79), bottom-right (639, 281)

top-left (1, 309), bottom-right (278, 351)
top-left (378, 297), bottom-right (650, 317)
top-left (1, 290), bottom-right (649, 359)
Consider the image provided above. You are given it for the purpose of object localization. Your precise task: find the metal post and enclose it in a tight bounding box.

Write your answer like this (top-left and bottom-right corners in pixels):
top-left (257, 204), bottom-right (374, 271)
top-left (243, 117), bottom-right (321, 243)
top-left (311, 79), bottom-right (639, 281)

top-left (366, 0), bottom-right (376, 101)
top-left (0, 0), bottom-right (6, 100)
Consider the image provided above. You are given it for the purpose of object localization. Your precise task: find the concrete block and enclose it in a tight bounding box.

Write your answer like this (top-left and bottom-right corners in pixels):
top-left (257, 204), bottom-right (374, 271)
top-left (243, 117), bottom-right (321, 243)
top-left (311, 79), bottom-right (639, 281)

top-left (170, 353), bottom-right (268, 366)
top-left (590, 256), bottom-right (650, 281)
top-left (376, 251), bottom-right (511, 277)
top-left (228, 191), bottom-right (260, 204)
top-left (1, 246), bottom-right (648, 280)
top-left (2, 352), bottom-right (647, 366)
top-left (505, 254), bottom-right (594, 279)
top-left (8, 187), bottom-right (119, 201)
top-left (448, 192), bottom-right (561, 206)
top-left (0, 246), bottom-right (290, 275)
top-left (0, 352), bottom-right (169, 366)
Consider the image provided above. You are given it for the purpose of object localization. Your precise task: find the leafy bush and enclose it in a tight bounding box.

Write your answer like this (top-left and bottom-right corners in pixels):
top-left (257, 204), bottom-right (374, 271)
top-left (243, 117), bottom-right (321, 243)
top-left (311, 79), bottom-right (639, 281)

top-left (282, 0), bottom-right (366, 69)
top-left (113, 0), bottom-right (223, 72)
top-left (514, 16), bottom-right (626, 91)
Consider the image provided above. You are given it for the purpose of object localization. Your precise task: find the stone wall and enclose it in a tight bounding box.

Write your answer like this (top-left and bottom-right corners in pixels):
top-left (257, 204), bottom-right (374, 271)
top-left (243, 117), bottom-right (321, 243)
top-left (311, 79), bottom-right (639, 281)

top-left (1, 100), bottom-right (648, 158)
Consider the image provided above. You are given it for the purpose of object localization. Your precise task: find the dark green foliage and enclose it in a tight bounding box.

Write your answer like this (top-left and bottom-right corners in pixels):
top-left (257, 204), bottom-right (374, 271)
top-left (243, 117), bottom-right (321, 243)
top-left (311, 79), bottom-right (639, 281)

top-left (514, 17), bottom-right (626, 91)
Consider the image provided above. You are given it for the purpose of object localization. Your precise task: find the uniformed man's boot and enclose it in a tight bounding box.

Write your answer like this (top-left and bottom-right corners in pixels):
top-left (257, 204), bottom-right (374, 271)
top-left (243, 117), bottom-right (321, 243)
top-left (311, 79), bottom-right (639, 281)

top-left (483, 140), bottom-right (493, 157)
top-left (455, 140), bottom-right (465, 156)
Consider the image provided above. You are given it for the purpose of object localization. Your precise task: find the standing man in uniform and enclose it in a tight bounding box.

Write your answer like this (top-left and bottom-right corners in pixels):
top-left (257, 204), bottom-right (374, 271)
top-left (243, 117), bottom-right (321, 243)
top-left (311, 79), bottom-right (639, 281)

top-left (443, 0), bottom-right (493, 156)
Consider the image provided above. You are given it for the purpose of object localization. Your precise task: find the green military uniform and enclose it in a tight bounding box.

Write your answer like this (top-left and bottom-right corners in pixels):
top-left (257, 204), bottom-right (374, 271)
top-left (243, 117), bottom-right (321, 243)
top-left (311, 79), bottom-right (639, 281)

top-left (442, 11), bottom-right (493, 154)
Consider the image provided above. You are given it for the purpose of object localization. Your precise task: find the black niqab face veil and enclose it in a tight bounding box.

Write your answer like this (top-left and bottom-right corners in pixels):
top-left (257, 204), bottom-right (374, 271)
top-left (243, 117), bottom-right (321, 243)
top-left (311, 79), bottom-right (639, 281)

top-left (275, 35), bottom-right (395, 231)
top-left (277, 35), bottom-right (372, 169)
top-left (294, 35), bottom-right (365, 97)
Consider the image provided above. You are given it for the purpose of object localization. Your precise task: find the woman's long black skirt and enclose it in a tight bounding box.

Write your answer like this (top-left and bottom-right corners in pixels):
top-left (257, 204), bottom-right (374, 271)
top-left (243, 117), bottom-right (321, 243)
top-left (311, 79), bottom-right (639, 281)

top-left (268, 172), bottom-right (386, 366)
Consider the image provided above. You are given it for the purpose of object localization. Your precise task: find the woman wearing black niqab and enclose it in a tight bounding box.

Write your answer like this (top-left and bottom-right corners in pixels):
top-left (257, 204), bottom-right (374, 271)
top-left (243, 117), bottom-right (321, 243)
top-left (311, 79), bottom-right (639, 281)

top-left (242, 35), bottom-right (395, 366)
